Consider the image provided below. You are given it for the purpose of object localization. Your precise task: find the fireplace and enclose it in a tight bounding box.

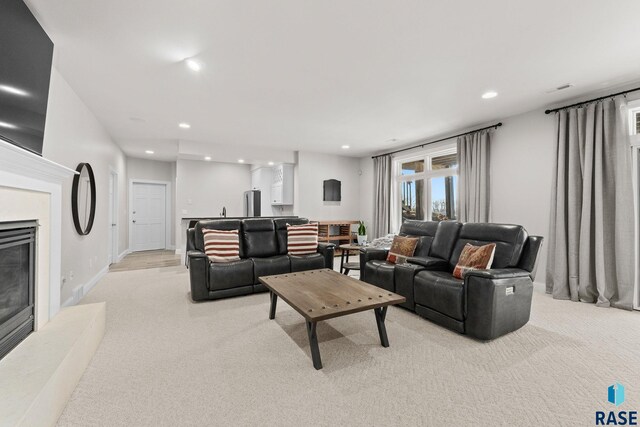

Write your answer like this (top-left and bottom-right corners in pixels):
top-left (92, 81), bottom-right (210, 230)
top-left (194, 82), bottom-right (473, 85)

top-left (0, 221), bottom-right (36, 360)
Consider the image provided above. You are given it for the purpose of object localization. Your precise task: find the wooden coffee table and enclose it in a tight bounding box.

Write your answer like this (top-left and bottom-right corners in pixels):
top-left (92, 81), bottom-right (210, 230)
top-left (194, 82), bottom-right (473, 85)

top-left (259, 268), bottom-right (406, 369)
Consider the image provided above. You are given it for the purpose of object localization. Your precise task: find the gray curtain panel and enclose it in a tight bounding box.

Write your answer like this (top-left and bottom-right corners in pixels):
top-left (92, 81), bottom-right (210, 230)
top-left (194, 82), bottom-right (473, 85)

top-left (546, 98), bottom-right (634, 309)
top-left (457, 130), bottom-right (491, 222)
top-left (372, 155), bottom-right (392, 238)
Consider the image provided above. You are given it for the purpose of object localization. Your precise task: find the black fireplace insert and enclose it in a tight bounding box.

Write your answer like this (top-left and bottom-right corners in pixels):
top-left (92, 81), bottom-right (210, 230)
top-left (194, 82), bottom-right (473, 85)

top-left (0, 220), bottom-right (36, 360)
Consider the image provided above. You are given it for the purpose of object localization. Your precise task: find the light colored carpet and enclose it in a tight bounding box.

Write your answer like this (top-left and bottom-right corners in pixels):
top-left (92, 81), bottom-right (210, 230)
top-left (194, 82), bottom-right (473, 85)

top-left (109, 250), bottom-right (180, 272)
top-left (57, 264), bottom-right (640, 426)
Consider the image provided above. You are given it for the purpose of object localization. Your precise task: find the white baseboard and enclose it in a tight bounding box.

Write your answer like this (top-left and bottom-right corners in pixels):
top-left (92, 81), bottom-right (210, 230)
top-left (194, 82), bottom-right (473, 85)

top-left (83, 265), bottom-right (109, 296)
top-left (117, 248), bottom-right (131, 262)
top-left (175, 248), bottom-right (184, 255)
top-left (62, 265), bottom-right (109, 307)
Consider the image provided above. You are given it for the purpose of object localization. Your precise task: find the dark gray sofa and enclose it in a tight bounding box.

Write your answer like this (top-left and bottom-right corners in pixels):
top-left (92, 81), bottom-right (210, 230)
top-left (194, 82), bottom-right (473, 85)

top-left (360, 220), bottom-right (542, 340)
top-left (187, 217), bottom-right (335, 301)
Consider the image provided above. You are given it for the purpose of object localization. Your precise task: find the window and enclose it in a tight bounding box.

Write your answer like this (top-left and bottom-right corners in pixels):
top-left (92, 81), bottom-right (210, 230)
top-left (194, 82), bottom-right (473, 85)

top-left (392, 145), bottom-right (458, 230)
top-left (629, 107), bottom-right (640, 135)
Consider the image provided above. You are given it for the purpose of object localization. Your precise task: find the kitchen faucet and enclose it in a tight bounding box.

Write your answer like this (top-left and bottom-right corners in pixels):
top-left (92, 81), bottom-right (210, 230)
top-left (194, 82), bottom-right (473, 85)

top-left (221, 206), bottom-right (226, 217)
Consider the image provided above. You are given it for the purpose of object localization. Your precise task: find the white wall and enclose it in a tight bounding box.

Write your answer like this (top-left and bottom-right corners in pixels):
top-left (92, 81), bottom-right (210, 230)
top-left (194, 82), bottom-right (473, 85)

top-left (490, 110), bottom-right (555, 279)
top-left (127, 157), bottom-right (177, 247)
top-left (42, 68), bottom-right (128, 304)
top-left (294, 151), bottom-right (362, 222)
top-left (176, 159), bottom-right (250, 218)
top-left (175, 159), bottom-right (251, 254)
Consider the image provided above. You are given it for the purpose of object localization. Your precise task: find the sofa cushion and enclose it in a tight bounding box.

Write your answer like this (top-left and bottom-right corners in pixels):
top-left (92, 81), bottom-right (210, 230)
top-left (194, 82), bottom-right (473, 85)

top-left (400, 220), bottom-right (439, 257)
top-left (202, 229), bottom-right (241, 263)
top-left (414, 270), bottom-right (465, 321)
top-left (242, 218), bottom-right (278, 258)
top-left (453, 243), bottom-right (496, 279)
top-left (365, 260), bottom-right (395, 292)
top-left (386, 236), bottom-right (418, 264)
top-left (274, 218), bottom-right (309, 255)
top-left (287, 223), bottom-right (318, 255)
top-left (430, 221), bottom-right (462, 260)
top-left (252, 255), bottom-right (291, 284)
top-left (208, 259), bottom-right (254, 291)
top-left (195, 219), bottom-right (243, 256)
top-left (449, 223), bottom-right (528, 270)
top-left (290, 253), bottom-right (325, 272)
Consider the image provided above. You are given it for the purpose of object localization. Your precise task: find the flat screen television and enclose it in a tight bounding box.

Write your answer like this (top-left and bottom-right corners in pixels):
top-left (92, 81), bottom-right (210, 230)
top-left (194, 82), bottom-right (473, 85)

top-left (0, 0), bottom-right (54, 156)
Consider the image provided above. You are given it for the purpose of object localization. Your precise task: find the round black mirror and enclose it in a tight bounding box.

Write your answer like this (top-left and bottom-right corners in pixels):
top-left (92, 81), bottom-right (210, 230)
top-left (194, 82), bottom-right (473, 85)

top-left (71, 163), bottom-right (96, 235)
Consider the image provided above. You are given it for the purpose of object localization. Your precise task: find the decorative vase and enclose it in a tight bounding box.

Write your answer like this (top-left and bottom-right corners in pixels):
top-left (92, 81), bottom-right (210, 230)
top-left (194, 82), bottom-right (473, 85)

top-left (357, 235), bottom-right (367, 246)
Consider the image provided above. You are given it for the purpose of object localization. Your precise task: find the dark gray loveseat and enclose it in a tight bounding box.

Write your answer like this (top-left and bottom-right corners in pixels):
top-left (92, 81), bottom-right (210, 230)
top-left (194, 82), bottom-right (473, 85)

top-left (360, 220), bottom-right (542, 340)
top-left (187, 218), bottom-right (335, 301)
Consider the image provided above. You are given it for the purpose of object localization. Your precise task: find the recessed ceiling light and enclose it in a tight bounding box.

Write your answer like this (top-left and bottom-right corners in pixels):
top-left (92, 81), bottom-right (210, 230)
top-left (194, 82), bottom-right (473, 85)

top-left (341, 145), bottom-right (350, 149)
top-left (179, 122), bottom-right (191, 129)
top-left (481, 91), bottom-right (498, 99)
top-left (0, 84), bottom-right (29, 96)
top-left (238, 159), bottom-right (245, 163)
top-left (185, 59), bottom-right (202, 72)
top-left (0, 121), bottom-right (17, 129)
top-left (204, 156), bottom-right (211, 161)
top-left (145, 150), bottom-right (154, 154)
top-left (267, 161), bottom-right (274, 166)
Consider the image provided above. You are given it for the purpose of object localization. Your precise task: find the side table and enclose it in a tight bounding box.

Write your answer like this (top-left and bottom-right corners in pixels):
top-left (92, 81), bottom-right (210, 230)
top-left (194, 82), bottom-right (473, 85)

top-left (338, 243), bottom-right (363, 275)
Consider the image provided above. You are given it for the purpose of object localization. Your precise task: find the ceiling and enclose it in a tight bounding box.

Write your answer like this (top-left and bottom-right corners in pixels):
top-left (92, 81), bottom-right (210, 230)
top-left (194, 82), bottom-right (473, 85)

top-left (27, 0), bottom-right (640, 162)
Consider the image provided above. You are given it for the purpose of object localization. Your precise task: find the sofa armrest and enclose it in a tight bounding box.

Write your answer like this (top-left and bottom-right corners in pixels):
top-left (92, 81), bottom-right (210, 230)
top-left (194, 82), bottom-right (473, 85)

top-left (463, 268), bottom-right (534, 340)
top-left (317, 242), bottom-right (336, 269)
top-left (187, 250), bottom-right (209, 301)
top-left (185, 228), bottom-right (197, 268)
top-left (359, 248), bottom-right (389, 282)
top-left (359, 247), bottom-right (388, 263)
top-left (464, 268), bottom-right (533, 280)
top-left (407, 256), bottom-right (449, 271)
top-left (516, 236), bottom-right (544, 281)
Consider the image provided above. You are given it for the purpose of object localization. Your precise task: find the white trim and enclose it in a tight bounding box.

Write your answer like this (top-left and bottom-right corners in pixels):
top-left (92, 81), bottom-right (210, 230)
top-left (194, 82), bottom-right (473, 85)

top-left (108, 167), bottom-right (119, 265)
top-left (60, 265), bottom-right (109, 307)
top-left (391, 142), bottom-right (458, 230)
top-left (128, 179), bottom-right (172, 252)
top-left (0, 139), bottom-right (76, 324)
top-left (83, 265), bottom-right (109, 296)
top-left (0, 139), bottom-right (76, 183)
top-left (117, 248), bottom-right (131, 263)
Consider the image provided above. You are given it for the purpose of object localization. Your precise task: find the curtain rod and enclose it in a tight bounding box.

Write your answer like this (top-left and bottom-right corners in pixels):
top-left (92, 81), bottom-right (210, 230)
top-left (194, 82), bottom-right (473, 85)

top-left (545, 86), bottom-right (640, 114)
top-left (371, 122), bottom-right (502, 159)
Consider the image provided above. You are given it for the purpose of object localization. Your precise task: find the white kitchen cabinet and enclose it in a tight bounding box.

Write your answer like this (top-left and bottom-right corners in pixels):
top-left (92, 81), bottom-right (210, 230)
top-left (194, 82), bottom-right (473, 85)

top-left (271, 164), bottom-right (294, 205)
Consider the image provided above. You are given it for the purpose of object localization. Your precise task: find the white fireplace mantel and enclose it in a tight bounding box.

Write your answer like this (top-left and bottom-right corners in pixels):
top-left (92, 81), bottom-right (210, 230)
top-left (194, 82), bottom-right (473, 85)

top-left (0, 139), bottom-right (76, 323)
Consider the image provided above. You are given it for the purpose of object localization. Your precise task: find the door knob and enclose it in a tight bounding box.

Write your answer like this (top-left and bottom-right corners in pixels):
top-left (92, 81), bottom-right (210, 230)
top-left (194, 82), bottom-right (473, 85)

top-left (132, 220), bottom-right (136, 223)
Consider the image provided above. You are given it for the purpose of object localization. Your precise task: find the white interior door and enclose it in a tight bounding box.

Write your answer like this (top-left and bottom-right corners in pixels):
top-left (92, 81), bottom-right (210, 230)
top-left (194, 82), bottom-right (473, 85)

top-left (132, 183), bottom-right (166, 252)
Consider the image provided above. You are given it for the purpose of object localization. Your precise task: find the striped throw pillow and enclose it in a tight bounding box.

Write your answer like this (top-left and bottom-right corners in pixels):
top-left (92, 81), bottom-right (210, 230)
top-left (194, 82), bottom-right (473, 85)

top-left (287, 223), bottom-right (318, 256)
top-left (202, 229), bottom-right (241, 263)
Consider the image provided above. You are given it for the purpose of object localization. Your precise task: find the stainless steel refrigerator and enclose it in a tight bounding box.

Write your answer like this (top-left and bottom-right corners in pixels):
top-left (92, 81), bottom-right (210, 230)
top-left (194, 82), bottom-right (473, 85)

top-left (243, 190), bottom-right (261, 217)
